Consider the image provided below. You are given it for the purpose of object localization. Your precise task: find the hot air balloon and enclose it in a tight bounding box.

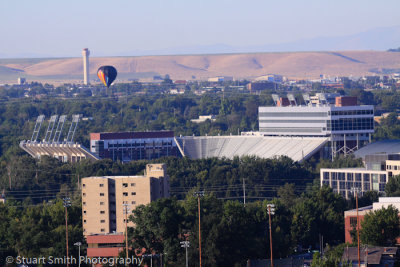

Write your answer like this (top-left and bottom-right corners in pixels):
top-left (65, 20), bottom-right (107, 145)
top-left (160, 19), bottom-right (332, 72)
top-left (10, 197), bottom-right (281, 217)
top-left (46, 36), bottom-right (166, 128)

top-left (97, 66), bottom-right (117, 95)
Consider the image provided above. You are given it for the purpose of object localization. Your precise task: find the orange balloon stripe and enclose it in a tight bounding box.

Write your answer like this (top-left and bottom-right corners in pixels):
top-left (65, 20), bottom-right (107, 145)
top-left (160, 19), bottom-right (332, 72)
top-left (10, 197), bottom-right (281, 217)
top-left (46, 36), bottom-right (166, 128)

top-left (97, 70), bottom-right (107, 86)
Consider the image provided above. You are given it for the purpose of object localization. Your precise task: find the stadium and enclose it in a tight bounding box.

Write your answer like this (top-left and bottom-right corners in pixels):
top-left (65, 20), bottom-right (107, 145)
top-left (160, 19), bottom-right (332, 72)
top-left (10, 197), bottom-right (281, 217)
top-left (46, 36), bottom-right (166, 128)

top-left (19, 94), bottom-right (374, 163)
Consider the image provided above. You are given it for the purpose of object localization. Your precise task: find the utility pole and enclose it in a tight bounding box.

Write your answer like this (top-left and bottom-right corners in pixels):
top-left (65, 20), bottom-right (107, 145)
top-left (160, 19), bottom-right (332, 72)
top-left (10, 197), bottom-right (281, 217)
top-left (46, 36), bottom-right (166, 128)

top-left (243, 178), bottom-right (246, 207)
top-left (267, 204), bottom-right (275, 267)
top-left (194, 191), bottom-right (204, 267)
top-left (63, 197), bottom-right (71, 267)
top-left (7, 166), bottom-right (11, 190)
top-left (123, 203), bottom-right (130, 266)
top-left (180, 241), bottom-right (190, 267)
top-left (351, 187), bottom-right (361, 267)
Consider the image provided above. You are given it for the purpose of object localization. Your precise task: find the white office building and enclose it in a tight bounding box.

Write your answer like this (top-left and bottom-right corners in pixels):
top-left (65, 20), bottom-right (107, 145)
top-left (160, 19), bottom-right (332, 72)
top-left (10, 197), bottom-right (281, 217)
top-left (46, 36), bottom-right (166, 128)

top-left (259, 96), bottom-right (374, 157)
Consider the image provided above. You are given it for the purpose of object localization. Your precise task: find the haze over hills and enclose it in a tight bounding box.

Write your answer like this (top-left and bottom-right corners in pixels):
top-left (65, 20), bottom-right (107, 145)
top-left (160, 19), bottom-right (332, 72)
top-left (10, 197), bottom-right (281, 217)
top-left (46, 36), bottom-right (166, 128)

top-left (117, 25), bottom-right (400, 57)
top-left (1, 50), bottom-right (400, 83)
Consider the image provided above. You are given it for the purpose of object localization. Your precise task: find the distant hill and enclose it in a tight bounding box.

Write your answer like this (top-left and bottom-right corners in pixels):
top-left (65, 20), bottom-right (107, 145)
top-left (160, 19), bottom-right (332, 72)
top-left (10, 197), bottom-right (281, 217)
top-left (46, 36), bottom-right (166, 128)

top-left (1, 51), bottom-right (400, 83)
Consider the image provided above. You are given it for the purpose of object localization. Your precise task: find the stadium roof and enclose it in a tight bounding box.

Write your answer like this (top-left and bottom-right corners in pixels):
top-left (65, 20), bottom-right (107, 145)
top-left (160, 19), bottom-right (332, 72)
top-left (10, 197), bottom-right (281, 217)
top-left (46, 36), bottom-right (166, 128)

top-left (354, 140), bottom-right (400, 159)
top-left (175, 136), bottom-right (329, 162)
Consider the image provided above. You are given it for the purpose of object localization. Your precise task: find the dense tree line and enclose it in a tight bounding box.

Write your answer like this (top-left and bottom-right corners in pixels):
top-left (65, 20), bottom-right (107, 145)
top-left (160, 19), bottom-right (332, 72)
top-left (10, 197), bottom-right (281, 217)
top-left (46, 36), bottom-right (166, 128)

top-left (0, 198), bottom-right (83, 266)
top-left (0, 155), bottom-right (314, 204)
top-left (129, 185), bottom-right (348, 266)
top-left (0, 86), bottom-right (399, 161)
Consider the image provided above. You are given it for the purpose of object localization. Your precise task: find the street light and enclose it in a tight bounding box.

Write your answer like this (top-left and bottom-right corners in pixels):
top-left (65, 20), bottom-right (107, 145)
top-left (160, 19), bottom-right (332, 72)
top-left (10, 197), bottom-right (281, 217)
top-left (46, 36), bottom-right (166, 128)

top-left (180, 241), bottom-right (190, 267)
top-left (143, 254), bottom-right (153, 267)
top-left (351, 187), bottom-right (361, 267)
top-left (74, 242), bottom-right (82, 267)
top-left (63, 197), bottom-right (71, 267)
top-left (267, 204), bottom-right (275, 267)
top-left (194, 191), bottom-right (204, 267)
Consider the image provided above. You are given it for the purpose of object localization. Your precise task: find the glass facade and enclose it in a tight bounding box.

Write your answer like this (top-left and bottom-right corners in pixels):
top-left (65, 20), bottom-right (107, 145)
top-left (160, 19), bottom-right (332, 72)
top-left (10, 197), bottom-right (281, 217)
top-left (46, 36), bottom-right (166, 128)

top-left (327, 118), bottom-right (374, 131)
top-left (321, 170), bottom-right (388, 199)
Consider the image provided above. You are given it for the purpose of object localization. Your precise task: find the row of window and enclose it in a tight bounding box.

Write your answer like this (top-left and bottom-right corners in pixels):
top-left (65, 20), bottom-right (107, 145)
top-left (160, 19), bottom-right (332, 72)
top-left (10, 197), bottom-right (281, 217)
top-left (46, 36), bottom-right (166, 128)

top-left (107, 142), bottom-right (174, 148)
top-left (387, 165), bottom-right (400, 170)
top-left (83, 200), bottom-right (137, 206)
top-left (323, 172), bottom-right (386, 183)
top-left (82, 183), bottom-right (136, 188)
top-left (330, 181), bottom-right (385, 191)
top-left (330, 110), bottom-right (373, 116)
top-left (327, 118), bottom-right (374, 131)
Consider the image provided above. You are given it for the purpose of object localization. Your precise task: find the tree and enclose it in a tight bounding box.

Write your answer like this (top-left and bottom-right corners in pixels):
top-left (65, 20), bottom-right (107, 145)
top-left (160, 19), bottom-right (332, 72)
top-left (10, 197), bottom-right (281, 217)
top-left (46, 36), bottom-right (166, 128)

top-left (360, 205), bottom-right (400, 246)
top-left (130, 197), bottom-right (185, 265)
top-left (311, 251), bottom-right (352, 267)
top-left (277, 183), bottom-right (297, 208)
top-left (385, 175), bottom-right (400, 197)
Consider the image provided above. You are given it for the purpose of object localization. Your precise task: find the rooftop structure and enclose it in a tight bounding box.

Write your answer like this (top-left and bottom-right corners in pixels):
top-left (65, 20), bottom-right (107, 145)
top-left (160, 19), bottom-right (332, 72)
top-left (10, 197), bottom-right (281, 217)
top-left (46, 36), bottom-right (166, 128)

top-left (341, 247), bottom-right (398, 266)
top-left (354, 140), bottom-right (400, 161)
top-left (86, 233), bottom-right (124, 258)
top-left (90, 131), bottom-right (178, 162)
top-left (190, 115), bottom-right (216, 124)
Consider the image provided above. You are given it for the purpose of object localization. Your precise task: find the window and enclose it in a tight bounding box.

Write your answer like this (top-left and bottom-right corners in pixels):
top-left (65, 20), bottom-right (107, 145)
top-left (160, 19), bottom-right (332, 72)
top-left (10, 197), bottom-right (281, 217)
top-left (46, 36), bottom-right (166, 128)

top-left (100, 211), bottom-right (105, 214)
top-left (100, 193), bottom-right (105, 196)
top-left (83, 220), bottom-right (86, 224)
top-left (350, 217), bottom-right (357, 227)
top-left (82, 184), bottom-right (86, 187)
top-left (131, 192), bottom-right (136, 196)
top-left (100, 202), bottom-right (104, 205)
top-left (100, 184), bottom-right (104, 187)
top-left (123, 183), bottom-right (128, 187)
top-left (83, 210), bottom-right (86, 214)
top-left (100, 220), bottom-right (105, 223)
top-left (123, 192), bottom-right (128, 196)
top-left (83, 193), bottom-right (86, 196)
top-left (101, 229), bottom-right (105, 232)
top-left (83, 202), bottom-right (86, 206)
top-left (123, 201), bottom-right (128, 204)
top-left (131, 201), bottom-right (136, 205)
top-left (131, 183), bottom-right (136, 187)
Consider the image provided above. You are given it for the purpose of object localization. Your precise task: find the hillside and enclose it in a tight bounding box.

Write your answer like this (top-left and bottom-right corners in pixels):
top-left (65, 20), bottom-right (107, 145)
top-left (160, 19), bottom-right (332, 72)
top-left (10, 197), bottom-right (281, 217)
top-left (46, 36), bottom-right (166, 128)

top-left (1, 51), bottom-right (400, 83)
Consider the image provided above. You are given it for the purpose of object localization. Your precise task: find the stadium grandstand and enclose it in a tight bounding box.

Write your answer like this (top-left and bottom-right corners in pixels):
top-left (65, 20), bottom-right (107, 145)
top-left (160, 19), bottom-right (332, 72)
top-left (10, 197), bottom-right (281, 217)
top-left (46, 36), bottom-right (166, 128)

top-left (20, 114), bottom-right (99, 163)
top-left (175, 135), bottom-right (328, 162)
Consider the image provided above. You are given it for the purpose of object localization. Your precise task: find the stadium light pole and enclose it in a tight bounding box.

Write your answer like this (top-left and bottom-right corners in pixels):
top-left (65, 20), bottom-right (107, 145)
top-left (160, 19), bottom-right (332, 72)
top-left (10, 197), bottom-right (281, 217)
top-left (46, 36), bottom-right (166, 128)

top-left (180, 241), bottom-right (190, 267)
top-left (267, 204), bottom-right (275, 267)
top-left (63, 197), bottom-right (71, 267)
top-left (351, 187), bottom-right (361, 267)
top-left (194, 191), bottom-right (204, 267)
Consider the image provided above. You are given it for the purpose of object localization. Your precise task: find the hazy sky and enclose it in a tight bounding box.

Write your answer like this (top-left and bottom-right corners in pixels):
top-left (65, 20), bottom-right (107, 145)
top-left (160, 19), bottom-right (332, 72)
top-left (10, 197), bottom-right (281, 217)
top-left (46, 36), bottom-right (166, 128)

top-left (1, 0), bottom-right (399, 57)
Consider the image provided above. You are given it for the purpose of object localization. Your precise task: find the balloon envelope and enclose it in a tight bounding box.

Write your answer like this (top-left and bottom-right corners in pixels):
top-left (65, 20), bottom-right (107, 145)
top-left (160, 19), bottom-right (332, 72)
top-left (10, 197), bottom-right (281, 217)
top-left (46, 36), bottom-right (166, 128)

top-left (97, 66), bottom-right (117, 88)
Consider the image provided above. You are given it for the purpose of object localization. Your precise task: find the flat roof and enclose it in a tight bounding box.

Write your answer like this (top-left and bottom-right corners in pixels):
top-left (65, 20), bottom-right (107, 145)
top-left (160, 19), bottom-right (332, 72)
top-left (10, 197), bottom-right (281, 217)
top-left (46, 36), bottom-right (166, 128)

top-left (90, 131), bottom-right (174, 140)
top-left (355, 140), bottom-right (400, 159)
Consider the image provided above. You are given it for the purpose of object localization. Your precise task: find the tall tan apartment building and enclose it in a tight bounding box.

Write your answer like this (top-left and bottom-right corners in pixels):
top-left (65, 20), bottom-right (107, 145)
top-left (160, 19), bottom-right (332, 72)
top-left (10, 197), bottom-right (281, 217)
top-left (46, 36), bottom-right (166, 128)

top-left (82, 164), bottom-right (169, 236)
